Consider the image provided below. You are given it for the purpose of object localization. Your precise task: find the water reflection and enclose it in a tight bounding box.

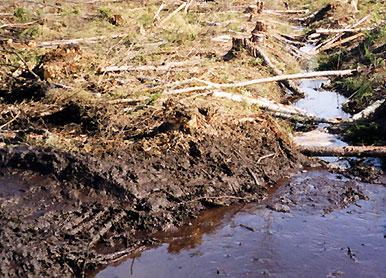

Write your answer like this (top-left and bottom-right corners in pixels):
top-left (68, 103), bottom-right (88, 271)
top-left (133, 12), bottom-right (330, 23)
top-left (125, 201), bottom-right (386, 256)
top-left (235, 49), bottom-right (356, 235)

top-left (295, 79), bottom-right (350, 120)
top-left (157, 206), bottom-right (243, 254)
top-left (97, 171), bottom-right (386, 278)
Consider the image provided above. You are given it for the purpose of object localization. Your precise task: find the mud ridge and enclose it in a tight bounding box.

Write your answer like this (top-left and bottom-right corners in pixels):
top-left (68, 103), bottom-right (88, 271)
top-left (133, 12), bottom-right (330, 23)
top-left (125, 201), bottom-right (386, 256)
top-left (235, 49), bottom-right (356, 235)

top-left (0, 101), bottom-right (304, 277)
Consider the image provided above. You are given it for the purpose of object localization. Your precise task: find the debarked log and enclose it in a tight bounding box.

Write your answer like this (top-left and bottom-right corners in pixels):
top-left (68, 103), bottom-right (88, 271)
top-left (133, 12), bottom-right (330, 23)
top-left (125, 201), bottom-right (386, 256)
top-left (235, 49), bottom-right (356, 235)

top-left (210, 91), bottom-right (337, 124)
top-left (97, 59), bottom-right (201, 74)
top-left (315, 27), bottom-right (373, 34)
top-left (36, 34), bottom-right (127, 48)
top-left (298, 145), bottom-right (386, 158)
top-left (167, 69), bottom-right (357, 95)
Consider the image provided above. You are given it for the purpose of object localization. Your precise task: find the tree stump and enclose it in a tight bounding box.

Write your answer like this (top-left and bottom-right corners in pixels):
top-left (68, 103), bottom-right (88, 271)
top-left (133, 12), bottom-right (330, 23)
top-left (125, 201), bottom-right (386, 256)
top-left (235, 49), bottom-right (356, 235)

top-left (251, 21), bottom-right (267, 42)
top-left (256, 1), bottom-right (264, 14)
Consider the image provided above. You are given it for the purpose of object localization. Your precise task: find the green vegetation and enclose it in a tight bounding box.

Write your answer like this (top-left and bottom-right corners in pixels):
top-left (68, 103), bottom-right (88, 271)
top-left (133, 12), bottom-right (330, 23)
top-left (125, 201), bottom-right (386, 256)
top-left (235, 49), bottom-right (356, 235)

top-left (337, 76), bottom-right (373, 107)
top-left (344, 122), bottom-right (385, 145)
top-left (19, 26), bottom-right (40, 39)
top-left (14, 7), bottom-right (31, 22)
top-left (98, 6), bottom-right (112, 19)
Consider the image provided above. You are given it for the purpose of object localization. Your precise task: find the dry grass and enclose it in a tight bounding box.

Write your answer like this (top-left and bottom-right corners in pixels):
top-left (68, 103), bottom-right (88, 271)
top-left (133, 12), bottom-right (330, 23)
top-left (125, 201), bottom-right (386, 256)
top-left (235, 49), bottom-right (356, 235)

top-left (0, 0), bottom-right (319, 152)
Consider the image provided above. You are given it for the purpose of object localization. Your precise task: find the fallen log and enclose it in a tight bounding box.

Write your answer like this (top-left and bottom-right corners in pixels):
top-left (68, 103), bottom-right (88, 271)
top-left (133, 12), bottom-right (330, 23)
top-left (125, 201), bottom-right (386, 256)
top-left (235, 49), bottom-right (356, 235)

top-left (279, 33), bottom-right (305, 41)
top-left (36, 34), bottom-right (127, 48)
top-left (273, 34), bottom-right (306, 47)
top-left (298, 145), bottom-right (386, 158)
top-left (98, 60), bottom-right (201, 73)
top-left (0, 20), bottom-right (40, 29)
top-left (252, 46), bottom-right (305, 96)
top-left (167, 69), bottom-right (356, 95)
top-left (210, 91), bottom-right (337, 124)
top-left (315, 27), bottom-right (373, 34)
top-left (352, 99), bottom-right (386, 121)
top-left (264, 9), bottom-right (309, 14)
top-left (373, 43), bottom-right (386, 55)
top-left (315, 15), bottom-right (369, 52)
top-left (318, 33), bottom-right (365, 52)
top-left (294, 4), bottom-right (332, 24)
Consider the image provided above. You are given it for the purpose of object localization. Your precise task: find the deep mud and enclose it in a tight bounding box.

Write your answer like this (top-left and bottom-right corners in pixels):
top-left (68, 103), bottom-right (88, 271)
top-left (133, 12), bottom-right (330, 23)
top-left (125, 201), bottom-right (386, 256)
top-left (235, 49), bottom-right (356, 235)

top-left (0, 102), bottom-right (304, 277)
top-left (96, 170), bottom-right (386, 278)
top-left (1, 1), bottom-right (384, 277)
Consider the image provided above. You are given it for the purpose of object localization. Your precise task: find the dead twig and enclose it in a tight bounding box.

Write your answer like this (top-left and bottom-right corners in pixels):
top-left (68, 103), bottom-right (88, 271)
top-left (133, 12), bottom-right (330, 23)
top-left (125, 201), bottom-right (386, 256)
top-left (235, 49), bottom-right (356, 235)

top-left (1, 49), bottom-right (40, 80)
top-left (184, 0), bottom-right (195, 13)
top-left (105, 96), bottom-right (150, 105)
top-left (239, 224), bottom-right (255, 232)
top-left (0, 111), bottom-right (21, 130)
top-left (180, 195), bottom-right (254, 205)
top-left (153, 2), bottom-right (166, 22)
top-left (257, 153), bottom-right (275, 164)
top-left (247, 168), bottom-right (260, 186)
top-left (157, 2), bottom-right (187, 27)
top-left (97, 60), bottom-right (201, 74)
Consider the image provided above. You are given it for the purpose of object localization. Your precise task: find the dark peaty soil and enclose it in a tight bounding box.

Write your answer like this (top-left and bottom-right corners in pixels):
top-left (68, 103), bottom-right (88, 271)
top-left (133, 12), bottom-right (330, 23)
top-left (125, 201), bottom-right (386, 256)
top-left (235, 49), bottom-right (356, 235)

top-left (0, 101), bottom-right (304, 277)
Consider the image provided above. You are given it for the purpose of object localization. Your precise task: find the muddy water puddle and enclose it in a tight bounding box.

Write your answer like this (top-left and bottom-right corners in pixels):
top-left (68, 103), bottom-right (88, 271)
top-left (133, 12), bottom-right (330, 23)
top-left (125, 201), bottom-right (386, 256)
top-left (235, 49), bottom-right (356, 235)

top-left (295, 79), bottom-right (350, 120)
top-left (294, 44), bottom-right (350, 153)
top-left (97, 171), bottom-right (386, 278)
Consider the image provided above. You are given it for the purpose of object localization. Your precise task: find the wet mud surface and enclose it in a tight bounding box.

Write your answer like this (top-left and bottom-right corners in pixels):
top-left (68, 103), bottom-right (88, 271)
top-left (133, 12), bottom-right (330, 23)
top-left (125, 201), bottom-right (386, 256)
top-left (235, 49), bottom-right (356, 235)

top-left (97, 170), bottom-right (386, 278)
top-left (0, 1), bottom-right (384, 277)
top-left (0, 104), bottom-right (303, 277)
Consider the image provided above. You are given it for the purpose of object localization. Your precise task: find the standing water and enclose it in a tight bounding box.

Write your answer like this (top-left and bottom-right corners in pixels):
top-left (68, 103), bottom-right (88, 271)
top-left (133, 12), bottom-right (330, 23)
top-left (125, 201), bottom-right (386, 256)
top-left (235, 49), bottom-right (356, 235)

top-left (96, 171), bottom-right (386, 278)
top-left (295, 79), bottom-right (350, 120)
top-left (96, 39), bottom-right (385, 278)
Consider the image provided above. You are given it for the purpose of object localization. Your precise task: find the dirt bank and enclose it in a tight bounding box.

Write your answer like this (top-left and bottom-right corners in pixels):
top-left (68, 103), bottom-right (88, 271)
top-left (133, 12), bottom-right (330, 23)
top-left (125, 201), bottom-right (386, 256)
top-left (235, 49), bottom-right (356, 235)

top-left (1, 0), bottom-right (383, 277)
top-left (0, 99), bottom-right (305, 277)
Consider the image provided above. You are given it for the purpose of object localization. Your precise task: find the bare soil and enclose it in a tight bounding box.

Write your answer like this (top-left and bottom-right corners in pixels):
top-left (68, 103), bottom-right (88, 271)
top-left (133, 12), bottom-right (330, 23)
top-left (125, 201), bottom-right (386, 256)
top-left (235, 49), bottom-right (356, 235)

top-left (0, 100), bottom-right (304, 277)
top-left (0, 0), bottom-right (384, 277)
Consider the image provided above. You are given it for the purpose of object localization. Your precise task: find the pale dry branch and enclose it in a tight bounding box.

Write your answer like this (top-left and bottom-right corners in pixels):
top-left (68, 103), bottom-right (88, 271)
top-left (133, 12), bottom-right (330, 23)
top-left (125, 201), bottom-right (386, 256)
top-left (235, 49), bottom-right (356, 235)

top-left (157, 2), bottom-right (187, 27)
top-left (298, 145), bottom-right (386, 158)
top-left (98, 60), bottom-right (201, 74)
top-left (166, 69), bottom-right (356, 95)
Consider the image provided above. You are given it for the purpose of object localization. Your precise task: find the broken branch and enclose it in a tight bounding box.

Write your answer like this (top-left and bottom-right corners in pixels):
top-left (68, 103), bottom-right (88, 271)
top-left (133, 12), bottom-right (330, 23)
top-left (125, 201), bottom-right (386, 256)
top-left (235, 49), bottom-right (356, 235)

top-left (298, 145), bottom-right (386, 158)
top-left (318, 33), bottom-right (365, 52)
top-left (98, 60), bottom-right (201, 73)
top-left (157, 2), bottom-right (186, 27)
top-left (167, 69), bottom-right (356, 95)
top-left (36, 34), bottom-right (127, 48)
top-left (315, 27), bottom-right (373, 34)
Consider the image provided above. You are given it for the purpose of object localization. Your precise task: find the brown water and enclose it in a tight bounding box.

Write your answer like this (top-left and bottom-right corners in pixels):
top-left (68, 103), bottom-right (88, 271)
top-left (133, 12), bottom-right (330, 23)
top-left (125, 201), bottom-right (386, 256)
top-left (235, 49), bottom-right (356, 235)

top-left (96, 171), bottom-right (386, 278)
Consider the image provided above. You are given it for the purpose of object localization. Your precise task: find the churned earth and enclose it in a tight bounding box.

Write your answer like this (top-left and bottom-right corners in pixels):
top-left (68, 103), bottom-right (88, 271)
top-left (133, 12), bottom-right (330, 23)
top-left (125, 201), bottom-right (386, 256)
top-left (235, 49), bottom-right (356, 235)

top-left (0, 0), bottom-right (384, 277)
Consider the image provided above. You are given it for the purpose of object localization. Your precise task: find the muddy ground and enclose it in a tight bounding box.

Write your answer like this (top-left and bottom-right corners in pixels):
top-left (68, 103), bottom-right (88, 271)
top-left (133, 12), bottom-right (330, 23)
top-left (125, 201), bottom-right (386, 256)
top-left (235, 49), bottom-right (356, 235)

top-left (0, 0), bottom-right (384, 277)
top-left (0, 104), bottom-right (305, 276)
top-left (96, 170), bottom-right (386, 278)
